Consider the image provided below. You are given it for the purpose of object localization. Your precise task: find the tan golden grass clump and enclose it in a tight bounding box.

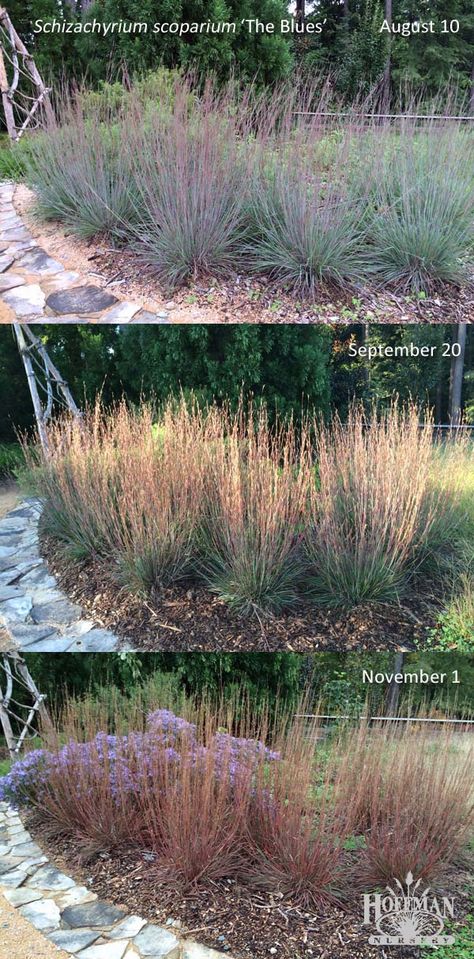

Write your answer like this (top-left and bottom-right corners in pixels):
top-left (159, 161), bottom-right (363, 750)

top-left (306, 403), bottom-right (444, 603)
top-left (199, 405), bottom-right (313, 614)
top-left (25, 396), bottom-right (470, 614)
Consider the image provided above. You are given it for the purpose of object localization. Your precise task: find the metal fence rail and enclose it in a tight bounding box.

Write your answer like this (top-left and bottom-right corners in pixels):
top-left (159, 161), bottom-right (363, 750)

top-left (294, 111), bottom-right (474, 123)
top-left (296, 714), bottom-right (474, 726)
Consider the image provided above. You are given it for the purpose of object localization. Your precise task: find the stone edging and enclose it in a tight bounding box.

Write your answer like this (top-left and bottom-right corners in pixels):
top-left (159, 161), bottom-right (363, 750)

top-left (0, 500), bottom-right (133, 652)
top-left (0, 181), bottom-right (170, 324)
top-left (0, 801), bottom-right (231, 959)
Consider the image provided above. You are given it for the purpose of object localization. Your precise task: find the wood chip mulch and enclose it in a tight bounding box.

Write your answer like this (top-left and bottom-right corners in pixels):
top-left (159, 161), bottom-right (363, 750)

top-left (42, 536), bottom-right (440, 651)
top-left (84, 244), bottom-right (474, 324)
top-left (25, 814), bottom-right (474, 959)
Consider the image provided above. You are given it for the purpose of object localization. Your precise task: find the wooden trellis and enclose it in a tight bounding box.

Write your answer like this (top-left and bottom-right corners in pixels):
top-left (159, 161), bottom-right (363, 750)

top-left (0, 5), bottom-right (54, 141)
top-left (14, 324), bottom-right (82, 452)
top-left (0, 654), bottom-right (49, 758)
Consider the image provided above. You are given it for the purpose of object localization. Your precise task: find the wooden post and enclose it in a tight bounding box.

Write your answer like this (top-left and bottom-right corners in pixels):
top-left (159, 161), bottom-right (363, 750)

top-left (449, 324), bottom-right (467, 426)
top-left (0, 39), bottom-right (15, 138)
top-left (0, 658), bottom-right (16, 757)
top-left (13, 323), bottom-right (50, 452)
top-left (23, 326), bottom-right (82, 419)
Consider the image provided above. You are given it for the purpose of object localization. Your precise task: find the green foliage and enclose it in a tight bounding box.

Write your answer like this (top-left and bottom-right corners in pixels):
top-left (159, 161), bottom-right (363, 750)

top-left (0, 758), bottom-right (11, 777)
top-left (13, 651), bottom-right (474, 722)
top-left (115, 325), bottom-right (333, 420)
top-left (14, 0), bottom-right (292, 88)
top-left (301, 0), bottom-right (474, 103)
top-left (420, 915), bottom-right (474, 959)
top-left (22, 652), bottom-right (304, 713)
top-left (0, 444), bottom-right (23, 478)
top-left (0, 136), bottom-right (34, 181)
top-left (429, 580), bottom-right (474, 652)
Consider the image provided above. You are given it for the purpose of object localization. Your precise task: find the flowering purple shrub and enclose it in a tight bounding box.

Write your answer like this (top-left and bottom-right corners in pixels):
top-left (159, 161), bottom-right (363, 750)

top-left (0, 749), bottom-right (50, 807)
top-left (0, 709), bottom-right (280, 810)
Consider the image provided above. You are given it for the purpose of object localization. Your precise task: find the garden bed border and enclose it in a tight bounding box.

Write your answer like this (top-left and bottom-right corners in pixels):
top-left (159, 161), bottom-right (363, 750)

top-left (0, 500), bottom-right (133, 652)
top-left (0, 801), bottom-right (229, 959)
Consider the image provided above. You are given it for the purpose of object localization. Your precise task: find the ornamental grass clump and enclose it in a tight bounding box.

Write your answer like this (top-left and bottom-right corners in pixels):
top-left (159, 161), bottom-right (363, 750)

top-left (199, 406), bottom-right (313, 616)
top-left (126, 78), bottom-right (254, 287)
top-left (28, 399), bottom-right (208, 590)
top-left (1, 704), bottom-right (473, 905)
top-left (246, 713), bottom-right (357, 908)
top-left (25, 96), bottom-right (135, 240)
top-left (339, 723), bottom-right (474, 887)
top-left (0, 706), bottom-right (280, 883)
top-left (305, 402), bottom-right (439, 605)
top-left (249, 146), bottom-right (369, 294)
top-left (367, 121), bottom-right (474, 292)
top-left (247, 91), bottom-right (371, 293)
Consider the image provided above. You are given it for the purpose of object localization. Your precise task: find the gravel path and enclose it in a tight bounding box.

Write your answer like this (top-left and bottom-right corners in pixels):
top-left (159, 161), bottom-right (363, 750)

top-left (0, 482), bottom-right (19, 519)
top-left (0, 895), bottom-right (69, 959)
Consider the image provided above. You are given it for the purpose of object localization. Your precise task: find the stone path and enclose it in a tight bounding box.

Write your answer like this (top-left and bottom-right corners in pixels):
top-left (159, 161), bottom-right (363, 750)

top-left (0, 500), bottom-right (134, 652)
top-left (0, 182), bottom-right (170, 324)
top-left (0, 802), bottom-right (229, 959)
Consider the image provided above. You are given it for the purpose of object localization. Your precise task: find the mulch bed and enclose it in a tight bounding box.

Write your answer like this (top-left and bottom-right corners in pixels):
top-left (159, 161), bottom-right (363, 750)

top-left (42, 536), bottom-right (440, 651)
top-left (86, 243), bottom-right (474, 323)
top-left (25, 813), bottom-right (473, 959)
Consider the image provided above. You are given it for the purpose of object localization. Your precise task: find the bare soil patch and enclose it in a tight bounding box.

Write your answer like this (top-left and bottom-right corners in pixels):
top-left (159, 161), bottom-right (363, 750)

top-left (0, 480), bottom-right (19, 519)
top-left (14, 186), bottom-right (473, 324)
top-left (42, 536), bottom-right (439, 651)
top-left (25, 814), bottom-right (473, 959)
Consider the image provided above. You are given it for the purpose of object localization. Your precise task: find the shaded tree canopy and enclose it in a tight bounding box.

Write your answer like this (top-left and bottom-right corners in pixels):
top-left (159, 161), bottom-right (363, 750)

top-left (1, 324), bottom-right (472, 444)
top-left (4, 0), bottom-right (474, 100)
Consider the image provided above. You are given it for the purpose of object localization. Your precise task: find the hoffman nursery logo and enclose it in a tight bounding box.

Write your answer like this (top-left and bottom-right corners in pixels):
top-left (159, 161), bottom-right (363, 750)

top-left (363, 872), bottom-right (455, 946)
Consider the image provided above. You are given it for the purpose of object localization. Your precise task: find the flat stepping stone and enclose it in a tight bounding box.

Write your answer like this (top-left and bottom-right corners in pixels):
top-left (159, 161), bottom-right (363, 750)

top-left (49, 930), bottom-right (101, 953)
top-left (0, 593), bottom-right (32, 620)
top-left (0, 254), bottom-right (14, 272)
top-left (0, 229), bottom-right (31, 242)
top-left (16, 248), bottom-right (65, 275)
top-left (62, 901), bottom-right (127, 928)
top-left (101, 301), bottom-right (140, 322)
top-left (31, 597), bottom-right (81, 625)
top-left (108, 916), bottom-right (147, 939)
top-left (0, 585), bottom-right (25, 601)
top-left (2, 282), bottom-right (45, 316)
top-left (40, 313), bottom-right (85, 323)
top-left (3, 887), bottom-right (43, 907)
top-left (133, 925), bottom-right (180, 958)
top-left (0, 856), bottom-right (23, 874)
top-left (46, 285), bottom-right (118, 314)
top-left (132, 308), bottom-right (169, 322)
top-left (19, 898), bottom-right (61, 931)
top-left (7, 623), bottom-right (56, 646)
top-left (27, 864), bottom-right (75, 890)
top-left (77, 942), bottom-right (129, 959)
top-left (10, 842), bottom-right (44, 858)
top-left (183, 945), bottom-right (230, 959)
top-left (55, 885), bottom-right (97, 908)
top-left (21, 635), bottom-right (75, 651)
top-left (0, 868), bottom-right (28, 886)
top-left (68, 628), bottom-right (121, 652)
top-left (0, 272), bottom-right (25, 292)
top-left (42, 272), bottom-right (81, 294)
top-left (0, 502), bottom-right (129, 651)
top-left (17, 566), bottom-right (57, 589)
